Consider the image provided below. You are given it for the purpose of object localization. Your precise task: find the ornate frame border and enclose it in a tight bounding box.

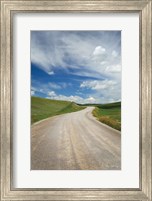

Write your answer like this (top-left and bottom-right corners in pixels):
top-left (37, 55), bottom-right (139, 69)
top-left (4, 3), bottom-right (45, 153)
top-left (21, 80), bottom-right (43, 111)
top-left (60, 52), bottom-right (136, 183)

top-left (0, 0), bottom-right (151, 200)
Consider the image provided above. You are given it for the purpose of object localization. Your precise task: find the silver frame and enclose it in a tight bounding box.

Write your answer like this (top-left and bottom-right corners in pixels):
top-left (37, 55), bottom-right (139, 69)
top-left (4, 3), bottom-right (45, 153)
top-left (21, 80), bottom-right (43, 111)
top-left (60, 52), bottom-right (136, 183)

top-left (0, 0), bottom-right (151, 200)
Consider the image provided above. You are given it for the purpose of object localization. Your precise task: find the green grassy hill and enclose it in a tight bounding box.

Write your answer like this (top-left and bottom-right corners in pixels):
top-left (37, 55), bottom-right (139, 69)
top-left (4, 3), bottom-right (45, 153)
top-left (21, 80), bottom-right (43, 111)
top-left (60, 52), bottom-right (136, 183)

top-left (92, 102), bottom-right (121, 131)
top-left (31, 96), bottom-right (86, 124)
top-left (31, 97), bottom-right (121, 131)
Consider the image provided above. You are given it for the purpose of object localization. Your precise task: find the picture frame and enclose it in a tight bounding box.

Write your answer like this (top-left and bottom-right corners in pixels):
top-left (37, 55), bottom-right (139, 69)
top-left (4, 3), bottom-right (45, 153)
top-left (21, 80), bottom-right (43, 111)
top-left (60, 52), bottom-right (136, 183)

top-left (0, 0), bottom-right (151, 200)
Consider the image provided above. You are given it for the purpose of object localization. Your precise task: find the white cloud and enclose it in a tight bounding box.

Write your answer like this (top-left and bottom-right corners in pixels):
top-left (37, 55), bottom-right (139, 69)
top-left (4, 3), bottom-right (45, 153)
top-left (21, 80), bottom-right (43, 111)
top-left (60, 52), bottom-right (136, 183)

top-left (86, 96), bottom-right (96, 103)
top-left (31, 31), bottom-right (121, 80)
top-left (48, 91), bottom-right (56, 97)
top-left (100, 61), bottom-right (108, 65)
top-left (62, 82), bottom-right (72, 88)
top-left (47, 91), bottom-right (97, 104)
top-left (31, 31), bottom-right (121, 103)
top-left (80, 79), bottom-right (121, 103)
top-left (91, 46), bottom-right (107, 64)
top-left (49, 82), bottom-right (61, 89)
top-left (31, 45), bottom-right (52, 73)
top-left (31, 81), bottom-right (72, 97)
top-left (93, 46), bottom-right (106, 56)
top-left (80, 80), bottom-right (116, 90)
top-left (48, 82), bottom-right (71, 90)
top-left (31, 31), bottom-right (94, 74)
top-left (47, 91), bottom-right (120, 104)
top-left (106, 64), bottom-right (121, 73)
top-left (33, 79), bottom-right (121, 104)
top-left (112, 50), bottom-right (118, 58)
top-left (47, 71), bottom-right (54, 75)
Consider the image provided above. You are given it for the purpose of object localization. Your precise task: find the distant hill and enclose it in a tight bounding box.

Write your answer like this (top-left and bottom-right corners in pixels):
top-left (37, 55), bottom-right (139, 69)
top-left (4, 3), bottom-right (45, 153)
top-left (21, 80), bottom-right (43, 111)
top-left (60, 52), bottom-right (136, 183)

top-left (31, 96), bottom-right (86, 124)
top-left (78, 101), bottom-right (121, 108)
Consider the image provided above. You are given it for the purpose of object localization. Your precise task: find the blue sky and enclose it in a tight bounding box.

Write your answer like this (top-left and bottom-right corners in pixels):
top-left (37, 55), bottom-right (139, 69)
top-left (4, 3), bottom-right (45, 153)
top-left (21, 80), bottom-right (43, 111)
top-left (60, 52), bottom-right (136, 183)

top-left (31, 31), bottom-right (121, 104)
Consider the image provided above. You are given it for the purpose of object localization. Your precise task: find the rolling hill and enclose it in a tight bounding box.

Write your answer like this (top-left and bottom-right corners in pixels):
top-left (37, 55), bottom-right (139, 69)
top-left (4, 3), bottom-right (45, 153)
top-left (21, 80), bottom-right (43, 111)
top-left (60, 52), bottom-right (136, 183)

top-left (31, 97), bottom-right (121, 131)
top-left (31, 96), bottom-right (86, 124)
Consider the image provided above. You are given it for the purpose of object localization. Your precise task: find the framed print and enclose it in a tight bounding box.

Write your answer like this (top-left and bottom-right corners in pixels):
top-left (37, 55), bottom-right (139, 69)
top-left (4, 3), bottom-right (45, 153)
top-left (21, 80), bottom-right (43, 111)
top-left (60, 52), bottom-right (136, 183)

top-left (0, 0), bottom-right (151, 200)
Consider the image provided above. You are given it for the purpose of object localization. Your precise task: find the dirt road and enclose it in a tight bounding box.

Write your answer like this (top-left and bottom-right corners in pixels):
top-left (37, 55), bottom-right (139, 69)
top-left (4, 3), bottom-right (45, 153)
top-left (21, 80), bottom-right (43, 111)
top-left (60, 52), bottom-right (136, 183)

top-left (31, 107), bottom-right (121, 170)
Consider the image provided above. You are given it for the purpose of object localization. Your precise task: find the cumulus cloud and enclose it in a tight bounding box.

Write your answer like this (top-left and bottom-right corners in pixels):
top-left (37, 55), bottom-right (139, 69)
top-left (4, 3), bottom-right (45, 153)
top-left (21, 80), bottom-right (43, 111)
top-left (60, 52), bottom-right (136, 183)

top-left (79, 78), bottom-right (121, 103)
top-left (48, 91), bottom-right (56, 97)
top-left (47, 91), bottom-right (97, 104)
top-left (93, 46), bottom-right (106, 56)
top-left (32, 78), bottom-right (121, 104)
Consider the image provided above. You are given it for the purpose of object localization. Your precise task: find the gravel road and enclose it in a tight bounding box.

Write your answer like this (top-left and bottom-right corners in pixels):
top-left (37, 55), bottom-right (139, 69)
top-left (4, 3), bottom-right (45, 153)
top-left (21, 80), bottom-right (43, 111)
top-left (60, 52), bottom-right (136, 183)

top-left (31, 107), bottom-right (121, 170)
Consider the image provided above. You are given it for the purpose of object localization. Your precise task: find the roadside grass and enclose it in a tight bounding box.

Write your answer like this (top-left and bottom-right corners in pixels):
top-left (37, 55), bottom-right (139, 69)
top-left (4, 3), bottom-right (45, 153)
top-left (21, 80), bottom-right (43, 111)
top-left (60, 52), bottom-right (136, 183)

top-left (92, 102), bottom-right (121, 131)
top-left (31, 96), bottom-right (86, 124)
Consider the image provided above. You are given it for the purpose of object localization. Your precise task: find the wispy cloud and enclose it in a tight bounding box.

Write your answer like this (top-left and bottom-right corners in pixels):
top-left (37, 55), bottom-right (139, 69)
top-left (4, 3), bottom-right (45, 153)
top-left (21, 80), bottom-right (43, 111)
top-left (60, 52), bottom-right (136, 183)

top-left (31, 31), bottom-right (121, 103)
top-left (32, 80), bottom-right (71, 93)
top-left (105, 64), bottom-right (121, 73)
top-left (80, 80), bottom-right (116, 90)
top-left (31, 31), bottom-right (121, 78)
top-left (48, 83), bottom-right (62, 90)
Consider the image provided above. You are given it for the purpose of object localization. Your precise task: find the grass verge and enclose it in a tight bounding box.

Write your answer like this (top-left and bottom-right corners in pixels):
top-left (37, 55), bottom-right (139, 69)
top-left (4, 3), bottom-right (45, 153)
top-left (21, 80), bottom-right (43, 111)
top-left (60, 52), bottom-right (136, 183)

top-left (92, 102), bottom-right (121, 131)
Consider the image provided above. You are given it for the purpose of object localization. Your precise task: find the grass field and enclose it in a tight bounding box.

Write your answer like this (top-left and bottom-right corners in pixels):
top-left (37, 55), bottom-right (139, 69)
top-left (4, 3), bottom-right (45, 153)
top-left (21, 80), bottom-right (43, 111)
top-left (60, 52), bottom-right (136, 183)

top-left (31, 96), bottom-right (86, 124)
top-left (31, 96), bottom-right (121, 131)
top-left (92, 102), bottom-right (121, 131)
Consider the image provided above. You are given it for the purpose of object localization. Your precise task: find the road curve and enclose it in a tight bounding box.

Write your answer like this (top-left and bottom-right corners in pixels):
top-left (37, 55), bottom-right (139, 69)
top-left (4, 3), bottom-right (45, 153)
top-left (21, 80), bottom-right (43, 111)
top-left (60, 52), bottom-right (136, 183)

top-left (31, 107), bottom-right (121, 170)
